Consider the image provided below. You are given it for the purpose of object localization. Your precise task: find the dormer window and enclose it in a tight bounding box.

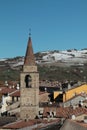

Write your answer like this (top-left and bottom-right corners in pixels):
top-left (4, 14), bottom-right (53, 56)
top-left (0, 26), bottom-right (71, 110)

top-left (25, 75), bottom-right (32, 88)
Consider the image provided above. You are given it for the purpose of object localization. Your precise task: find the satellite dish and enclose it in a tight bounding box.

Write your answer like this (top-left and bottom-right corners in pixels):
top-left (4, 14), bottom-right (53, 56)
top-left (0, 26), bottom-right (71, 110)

top-left (71, 115), bottom-right (76, 120)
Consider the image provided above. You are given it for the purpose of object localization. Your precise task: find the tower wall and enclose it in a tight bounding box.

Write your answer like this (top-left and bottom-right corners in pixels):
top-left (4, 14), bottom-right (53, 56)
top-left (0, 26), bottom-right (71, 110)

top-left (20, 66), bottom-right (39, 119)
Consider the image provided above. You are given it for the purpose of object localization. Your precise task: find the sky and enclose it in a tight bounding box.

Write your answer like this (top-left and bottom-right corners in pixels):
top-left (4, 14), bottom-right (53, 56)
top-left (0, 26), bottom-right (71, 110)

top-left (0, 0), bottom-right (87, 58)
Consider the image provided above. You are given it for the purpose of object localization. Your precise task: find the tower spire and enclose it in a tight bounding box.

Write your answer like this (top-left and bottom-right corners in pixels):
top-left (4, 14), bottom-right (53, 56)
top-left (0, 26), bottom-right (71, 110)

top-left (20, 30), bottom-right (39, 120)
top-left (29, 28), bottom-right (31, 37)
top-left (24, 31), bottom-right (35, 66)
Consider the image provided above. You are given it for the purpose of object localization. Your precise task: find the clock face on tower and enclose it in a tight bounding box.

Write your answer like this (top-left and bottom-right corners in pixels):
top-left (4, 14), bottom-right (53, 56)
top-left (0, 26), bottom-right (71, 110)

top-left (25, 74), bottom-right (32, 88)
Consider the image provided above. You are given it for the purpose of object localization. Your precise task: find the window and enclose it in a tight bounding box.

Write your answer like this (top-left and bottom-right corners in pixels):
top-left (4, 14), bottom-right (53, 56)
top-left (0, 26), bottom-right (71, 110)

top-left (25, 75), bottom-right (32, 88)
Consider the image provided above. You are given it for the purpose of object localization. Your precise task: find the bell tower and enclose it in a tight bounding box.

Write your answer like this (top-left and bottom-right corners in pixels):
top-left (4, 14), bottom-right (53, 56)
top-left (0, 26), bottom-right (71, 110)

top-left (20, 33), bottom-right (39, 119)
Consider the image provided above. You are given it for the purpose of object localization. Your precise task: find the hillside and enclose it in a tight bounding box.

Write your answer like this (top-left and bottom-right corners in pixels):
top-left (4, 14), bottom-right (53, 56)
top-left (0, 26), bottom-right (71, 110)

top-left (0, 49), bottom-right (87, 82)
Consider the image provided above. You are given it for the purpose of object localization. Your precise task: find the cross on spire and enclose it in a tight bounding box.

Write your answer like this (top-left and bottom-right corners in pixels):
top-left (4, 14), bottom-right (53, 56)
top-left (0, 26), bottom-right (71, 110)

top-left (29, 28), bottom-right (31, 37)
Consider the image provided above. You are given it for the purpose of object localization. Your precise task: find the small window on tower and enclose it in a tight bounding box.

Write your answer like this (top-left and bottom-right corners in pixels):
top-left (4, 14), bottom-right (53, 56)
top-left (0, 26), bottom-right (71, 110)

top-left (25, 75), bottom-right (32, 88)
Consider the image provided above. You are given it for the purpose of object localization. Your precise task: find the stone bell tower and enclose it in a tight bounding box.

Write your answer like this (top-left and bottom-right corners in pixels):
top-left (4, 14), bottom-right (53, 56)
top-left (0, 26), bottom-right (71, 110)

top-left (20, 33), bottom-right (39, 119)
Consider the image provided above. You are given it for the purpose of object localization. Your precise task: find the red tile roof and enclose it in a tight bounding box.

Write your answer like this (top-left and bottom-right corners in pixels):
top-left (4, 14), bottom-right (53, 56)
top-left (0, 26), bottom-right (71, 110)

top-left (43, 106), bottom-right (87, 118)
top-left (9, 90), bottom-right (20, 97)
top-left (3, 120), bottom-right (36, 129)
top-left (0, 87), bottom-right (16, 94)
top-left (3, 119), bottom-right (60, 129)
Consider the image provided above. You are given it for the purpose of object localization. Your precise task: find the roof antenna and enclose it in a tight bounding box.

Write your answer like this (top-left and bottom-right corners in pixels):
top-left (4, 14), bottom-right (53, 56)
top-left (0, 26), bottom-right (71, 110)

top-left (29, 28), bottom-right (31, 37)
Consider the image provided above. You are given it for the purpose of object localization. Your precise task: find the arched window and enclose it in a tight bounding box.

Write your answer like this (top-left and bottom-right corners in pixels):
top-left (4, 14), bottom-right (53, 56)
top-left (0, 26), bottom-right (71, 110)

top-left (25, 75), bottom-right (32, 88)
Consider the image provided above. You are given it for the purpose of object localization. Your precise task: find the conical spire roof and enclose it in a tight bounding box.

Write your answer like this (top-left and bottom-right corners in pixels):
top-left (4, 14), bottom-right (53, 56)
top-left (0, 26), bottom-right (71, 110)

top-left (24, 36), bottom-right (35, 66)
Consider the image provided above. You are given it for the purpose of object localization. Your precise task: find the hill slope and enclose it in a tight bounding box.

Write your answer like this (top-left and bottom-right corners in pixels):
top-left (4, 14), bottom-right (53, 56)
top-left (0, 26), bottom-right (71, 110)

top-left (0, 49), bottom-right (87, 82)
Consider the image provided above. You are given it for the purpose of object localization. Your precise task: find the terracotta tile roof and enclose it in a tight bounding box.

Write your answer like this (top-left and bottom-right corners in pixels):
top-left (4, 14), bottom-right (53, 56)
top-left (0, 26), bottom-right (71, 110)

top-left (43, 106), bottom-right (87, 118)
top-left (9, 90), bottom-right (20, 97)
top-left (3, 120), bottom-right (35, 129)
top-left (8, 81), bottom-right (19, 86)
top-left (3, 119), bottom-right (60, 129)
top-left (0, 87), bottom-right (16, 94)
top-left (0, 82), bottom-right (6, 87)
